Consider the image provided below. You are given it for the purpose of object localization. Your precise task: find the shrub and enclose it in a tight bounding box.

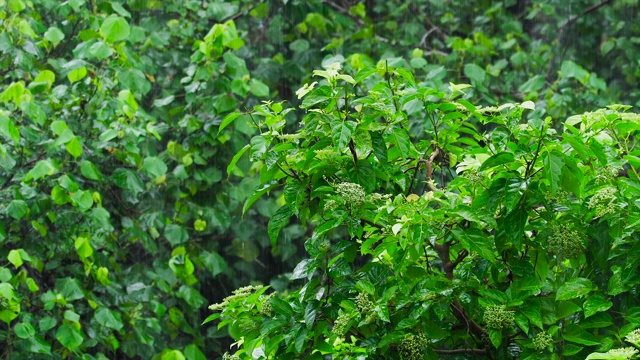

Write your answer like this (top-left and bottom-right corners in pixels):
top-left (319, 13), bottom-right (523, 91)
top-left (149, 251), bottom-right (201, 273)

top-left (210, 60), bottom-right (640, 359)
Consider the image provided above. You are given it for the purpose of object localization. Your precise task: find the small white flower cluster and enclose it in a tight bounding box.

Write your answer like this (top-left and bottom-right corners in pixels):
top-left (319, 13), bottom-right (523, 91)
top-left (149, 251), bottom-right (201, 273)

top-left (483, 305), bottom-right (515, 330)
top-left (336, 182), bottom-right (366, 208)
top-left (209, 285), bottom-right (264, 311)
top-left (587, 186), bottom-right (618, 217)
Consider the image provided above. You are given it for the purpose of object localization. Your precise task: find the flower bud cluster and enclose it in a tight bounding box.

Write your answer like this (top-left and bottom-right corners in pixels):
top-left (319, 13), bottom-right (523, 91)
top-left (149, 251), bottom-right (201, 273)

top-left (355, 292), bottom-right (373, 312)
top-left (209, 285), bottom-right (264, 311)
top-left (336, 182), bottom-right (366, 208)
top-left (532, 332), bottom-right (553, 351)
top-left (548, 225), bottom-right (585, 260)
top-left (260, 293), bottom-right (275, 317)
top-left (547, 189), bottom-right (569, 204)
top-left (333, 312), bottom-right (350, 337)
top-left (318, 240), bottom-right (331, 253)
top-left (355, 292), bottom-right (377, 323)
top-left (606, 347), bottom-right (638, 359)
top-left (483, 305), bottom-right (515, 330)
top-left (399, 333), bottom-right (429, 360)
top-left (587, 186), bottom-right (618, 217)
top-left (625, 329), bottom-right (640, 347)
top-left (595, 164), bottom-right (618, 185)
top-left (464, 170), bottom-right (485, 186)
top-left (324, 199), bottom-right (339, 213)
top-left (367, 192), bottom-right (392, 203)
top-left (222, 352), bottom-right (240, 360)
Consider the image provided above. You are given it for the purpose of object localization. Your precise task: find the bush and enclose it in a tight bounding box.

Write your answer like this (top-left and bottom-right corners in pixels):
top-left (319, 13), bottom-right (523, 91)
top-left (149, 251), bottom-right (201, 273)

top-left (211, 60), bottom-right (640, 359)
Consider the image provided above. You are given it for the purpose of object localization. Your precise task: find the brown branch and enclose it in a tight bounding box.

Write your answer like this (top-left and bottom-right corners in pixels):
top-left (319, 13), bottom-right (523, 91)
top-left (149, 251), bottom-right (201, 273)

top-left (432, 241), bottom-right (486, 340)
top-left (546, 0), bottom-right (615, 81)
top-left (361, 218), bottom-right (383, 229)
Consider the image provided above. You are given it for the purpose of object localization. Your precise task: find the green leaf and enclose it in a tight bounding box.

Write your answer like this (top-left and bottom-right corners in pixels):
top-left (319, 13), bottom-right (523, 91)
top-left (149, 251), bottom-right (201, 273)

top-left (563, 324), bottom-right (600, 346)
top-left (556, 278), bottom-right (594, 300)
top-left (227, 144), bottom-right (251, 176)
top-left (561, 60), bottom-right (589, 83)
top-left (371, 131), bottom-right (388, 163)
top-left (495, 204), bottom-right (526, 252)
top-left (242, 180), bottom-right (279, 215)
top-left (164, 224), bottom-right (189, 246)
top-left (177, 285), bottom-right (206, 308)
top-left (479, 152), bottom-right (514, 172)
top-left (184, 344), bottom-right (206, 360)
top-left (88, 41), bottom-right (113, 60)
top-left (249, 78), bottom-right (269, 97)
top-left (200, 251), bottom-right (227, 277)
top-left (250, 135), bottom-right (267, 161)
top-left (331, 121), bottom-right (355, 149)
top-left (65, 137), bottom-right (83, 158)
top-left (454, 228), bottom-right (496, 262)
top-left (44, 27), bottom-right (65, 47)
top-left (74, 236), bottom-right (93, 258)
top-left (67, 67), bottom-right (87, 83)
top-left (94, 307), bottom-right (124, 331)
top-left (518, 75), bottom-right (545, 93)
top-left (218, 112), bottom-right (241, 134)
top-left (464, 63), bottom-right (486, 85)
top-left (143, 156), bottom-right (168, 178)
top-left (586, 350), bottom-right (636, 359)
top-left (57, 277), bottom-right (85, 301)
top-left (0, 114), bottom-right (20, 144)
top-left (7, 249), bottom-right (23, 268)
top-left (100, 15), bottom-right (130, 43)
top-left (24, 159), bottom-right (57, 181)
top-left (7, 200), bottom-right (28, 220)
top-left (20, 101), bottom-right (46, 126)
top-left (25, 336), bottom-right (51, 354)
top-left (268, 205), bottom-right (293, 247)
top-left (117, 68), bottom-right (151, 95)
top-left (583, 294), bottom-right (613, 318)
top-left (386, 127), bottom-right (411, 159)
top-left (161, 350), bottom-right (186, 360)
top-left (270, 298), bottom-right (294, 317)
top-left (71, 190), bottom-right (93, 211)
top-left (80, 160), bottom-right (103, 181)
top-left (543, 151), bottom-right (563, 194)
top-left (520, 301), bottom-right (543, 329)
top-left (488, 329), bottom-right (502, 348)
top-left (55, 323), bottom-right (84, 350)
top-left (112, 168), bottom-right (144, 195)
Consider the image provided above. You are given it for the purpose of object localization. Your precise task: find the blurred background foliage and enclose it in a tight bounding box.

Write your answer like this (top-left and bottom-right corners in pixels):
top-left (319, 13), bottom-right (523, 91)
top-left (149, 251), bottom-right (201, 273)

top-left (0, 0), bottom-right (638, 358)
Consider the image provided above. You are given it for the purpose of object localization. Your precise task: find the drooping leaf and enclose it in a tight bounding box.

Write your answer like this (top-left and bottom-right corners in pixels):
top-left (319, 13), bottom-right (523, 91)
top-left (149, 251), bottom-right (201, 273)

top-left (268, 205), bottom-right (293, 247)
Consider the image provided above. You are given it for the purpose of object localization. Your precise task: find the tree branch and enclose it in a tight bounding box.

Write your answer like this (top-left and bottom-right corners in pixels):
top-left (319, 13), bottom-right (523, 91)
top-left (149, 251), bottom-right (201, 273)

top-left (432, 241), bottom-right (486, 340)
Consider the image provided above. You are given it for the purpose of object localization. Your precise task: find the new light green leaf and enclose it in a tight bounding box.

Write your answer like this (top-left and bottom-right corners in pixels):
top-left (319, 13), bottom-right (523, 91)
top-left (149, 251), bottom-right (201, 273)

top-left (100, 15), bottom-right (130, 43)
top-left (143, 156), bottom-right (168, 178)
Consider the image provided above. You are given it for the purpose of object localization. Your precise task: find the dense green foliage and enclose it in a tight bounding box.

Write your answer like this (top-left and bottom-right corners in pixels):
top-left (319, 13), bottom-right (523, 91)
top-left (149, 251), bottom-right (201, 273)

top-left (1, 0), bottom-right (639, 359)
top-left (213, 62), bottom-right (640, 359)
